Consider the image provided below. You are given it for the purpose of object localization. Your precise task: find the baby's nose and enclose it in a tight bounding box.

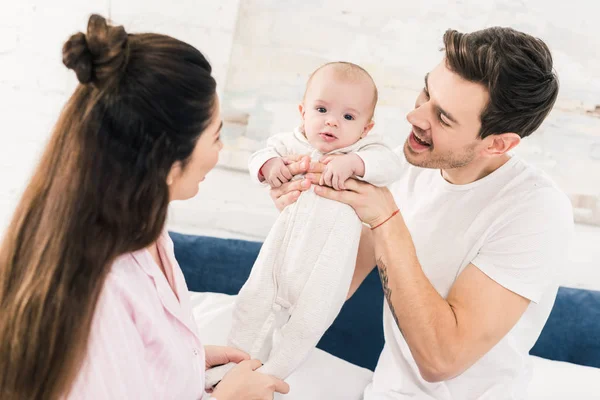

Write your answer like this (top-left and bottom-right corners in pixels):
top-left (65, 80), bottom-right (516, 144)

top-left (326, 117), bottom-right (338, 127)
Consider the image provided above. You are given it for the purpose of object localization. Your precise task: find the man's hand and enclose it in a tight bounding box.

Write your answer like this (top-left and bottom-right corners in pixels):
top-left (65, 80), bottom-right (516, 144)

top-left (314, 178), bottom-right (397, 228)
top-left (319, 154), bottom-right (365, 190)
top-left (268, 155), bottom-right (326, 211)
top-left (260, 157), bottom-right (293, 188)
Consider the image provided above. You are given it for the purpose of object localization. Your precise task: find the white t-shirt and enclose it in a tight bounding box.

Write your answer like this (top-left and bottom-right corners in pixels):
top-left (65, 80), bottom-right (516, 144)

top-left (363, 151), bottom-right (574, 400)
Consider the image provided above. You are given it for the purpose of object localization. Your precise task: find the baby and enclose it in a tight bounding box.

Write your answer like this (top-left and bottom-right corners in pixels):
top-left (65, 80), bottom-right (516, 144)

top-left (258, 62), bottom-right (378, 190)
top-left (205, 62), bottom-right (403, 390)
top-left (252, 61), bottom-right (397, 191)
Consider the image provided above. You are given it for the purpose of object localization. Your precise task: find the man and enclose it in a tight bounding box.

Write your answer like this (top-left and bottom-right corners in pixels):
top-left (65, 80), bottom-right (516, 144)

top-left (270, 27), bottom-right (574, 399)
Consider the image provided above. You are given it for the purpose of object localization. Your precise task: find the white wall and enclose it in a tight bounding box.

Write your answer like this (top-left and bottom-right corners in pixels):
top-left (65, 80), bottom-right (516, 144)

top-left (224, 0), bottom-right (600, 143)
top-left (1, 0), bottom-right (599, 243)
top-left (217, 0), bottom-right (600, 225)
top-left (0, 0), bottom-right (240, 232)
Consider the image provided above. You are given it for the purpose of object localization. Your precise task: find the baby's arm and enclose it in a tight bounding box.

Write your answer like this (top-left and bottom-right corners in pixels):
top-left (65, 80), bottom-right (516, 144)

top-left (320, 154), bottom-right (365, 190)
top-left (260, 158), bottom-right (293, 188)
top-left (354, 139), bottom-right (404, 187)
top-left (248, 132), bottom-right (295, 186)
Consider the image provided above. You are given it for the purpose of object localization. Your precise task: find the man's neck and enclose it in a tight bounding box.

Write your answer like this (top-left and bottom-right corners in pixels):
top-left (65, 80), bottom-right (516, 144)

top-left (440, 154), bottom-right (512, 185)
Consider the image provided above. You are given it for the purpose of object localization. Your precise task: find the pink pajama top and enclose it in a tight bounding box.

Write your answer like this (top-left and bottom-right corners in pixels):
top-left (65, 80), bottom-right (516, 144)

top-left (68, 230), bottom-right (206, 399)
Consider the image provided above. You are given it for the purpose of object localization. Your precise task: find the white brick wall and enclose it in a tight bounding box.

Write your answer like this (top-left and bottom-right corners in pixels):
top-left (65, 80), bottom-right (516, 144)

top-left (1, 0), bottom-right (599, 243)
top-left (223, 0), bottom-right (600, 142)
top-left (0, 0), bottom-right (240, 233)
top-left (109, 0), bottom-right (241, 97)
top-left (218, 0), bottom-right (600, 226)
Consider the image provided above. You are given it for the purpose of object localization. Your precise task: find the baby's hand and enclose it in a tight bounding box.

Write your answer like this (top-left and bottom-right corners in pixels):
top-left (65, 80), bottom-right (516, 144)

top-left (260, 157), bottom-right (293, 188)
top-left (320, 154), bottom-right (365, 190)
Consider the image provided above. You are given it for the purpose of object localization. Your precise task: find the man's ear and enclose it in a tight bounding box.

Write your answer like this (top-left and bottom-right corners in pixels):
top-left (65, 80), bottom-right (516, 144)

top-left (484, 133), bottom-right (521, 156)
top-left (361, 120), bottom-right (375, 138)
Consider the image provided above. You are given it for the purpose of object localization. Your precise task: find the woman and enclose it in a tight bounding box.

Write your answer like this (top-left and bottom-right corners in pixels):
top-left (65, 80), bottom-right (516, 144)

top-left (0, 14), bottom-right (289, 400)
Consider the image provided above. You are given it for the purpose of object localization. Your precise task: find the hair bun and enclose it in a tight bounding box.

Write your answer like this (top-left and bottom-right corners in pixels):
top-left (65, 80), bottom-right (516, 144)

top-left (62, 14), bottom-right (129, 85)
top-left (62, 32), bottom-right (93, 84)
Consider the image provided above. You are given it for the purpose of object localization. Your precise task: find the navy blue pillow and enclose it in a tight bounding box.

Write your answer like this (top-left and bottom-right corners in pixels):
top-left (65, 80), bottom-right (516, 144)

top-left (171, 232), bottom-right (259, 295)
top-left (530, 286), bottom-right (600, 368)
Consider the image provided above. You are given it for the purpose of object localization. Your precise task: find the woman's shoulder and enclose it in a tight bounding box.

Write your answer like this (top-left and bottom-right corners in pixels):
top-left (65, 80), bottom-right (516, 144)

top-left (107, 252), bottom-right (143, 286)
top-left (101, 251), bottom-right (156, 308)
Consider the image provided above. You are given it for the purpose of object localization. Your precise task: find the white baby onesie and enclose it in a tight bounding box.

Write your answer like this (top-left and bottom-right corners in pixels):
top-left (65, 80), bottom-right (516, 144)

top-left (204, 128), bottom-right (403, 388)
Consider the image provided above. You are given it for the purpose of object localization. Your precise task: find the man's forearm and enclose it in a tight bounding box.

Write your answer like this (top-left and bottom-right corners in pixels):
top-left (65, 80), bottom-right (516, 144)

top-left (372, 214), bottom-right (462, 381)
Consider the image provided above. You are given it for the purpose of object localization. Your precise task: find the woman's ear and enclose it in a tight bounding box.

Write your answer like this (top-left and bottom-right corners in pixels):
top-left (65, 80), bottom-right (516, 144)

top-left (167, 161), bottom-right (182, 187)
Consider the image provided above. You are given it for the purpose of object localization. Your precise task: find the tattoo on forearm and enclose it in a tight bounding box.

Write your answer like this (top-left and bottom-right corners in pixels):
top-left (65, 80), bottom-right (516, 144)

top-left (377, 257), bottom-right (403, 335)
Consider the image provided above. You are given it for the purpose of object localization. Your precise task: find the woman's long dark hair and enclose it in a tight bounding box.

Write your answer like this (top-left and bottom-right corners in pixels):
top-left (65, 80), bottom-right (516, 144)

top-left (0, 14), bottom-right (216, 399)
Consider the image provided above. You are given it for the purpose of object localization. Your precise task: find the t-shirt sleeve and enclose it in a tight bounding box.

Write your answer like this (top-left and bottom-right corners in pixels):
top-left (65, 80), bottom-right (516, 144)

top-left (471, 188), bottom-right (574, 303)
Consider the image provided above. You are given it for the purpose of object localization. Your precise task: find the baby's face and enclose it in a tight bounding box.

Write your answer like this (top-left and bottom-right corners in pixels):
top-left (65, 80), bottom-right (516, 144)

top-left (300, 68), bottom-right (375, 153)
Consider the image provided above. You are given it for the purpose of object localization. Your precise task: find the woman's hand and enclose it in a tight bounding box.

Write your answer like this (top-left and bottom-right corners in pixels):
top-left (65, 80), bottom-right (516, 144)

top-left (210, 359), bottom-right (290, 400)
top-left (269, 155), bottom-right (326, 211)
top-left (204, 345), bottom-right (249, 371)
top-left (314, 178), bottom-right (398, 228)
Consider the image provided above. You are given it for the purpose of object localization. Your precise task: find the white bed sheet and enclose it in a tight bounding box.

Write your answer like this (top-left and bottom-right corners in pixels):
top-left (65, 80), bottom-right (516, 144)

top-left (191, 292), bottom-right (600, 400)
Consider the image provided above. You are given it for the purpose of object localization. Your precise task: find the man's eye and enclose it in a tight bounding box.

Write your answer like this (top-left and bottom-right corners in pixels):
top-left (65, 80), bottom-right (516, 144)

top-left (344, 114), bottom-right (354, 121)
top-left (317, 107), bottom-right (327, 113)
top-left (423, 88), bottom-right (430, 99)
top-left (438, 114), bottom-right (450, 127)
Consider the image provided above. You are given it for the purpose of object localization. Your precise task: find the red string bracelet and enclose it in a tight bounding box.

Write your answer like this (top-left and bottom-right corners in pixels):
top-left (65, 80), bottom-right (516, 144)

top-left (370, 210), bottom-right (400, 230)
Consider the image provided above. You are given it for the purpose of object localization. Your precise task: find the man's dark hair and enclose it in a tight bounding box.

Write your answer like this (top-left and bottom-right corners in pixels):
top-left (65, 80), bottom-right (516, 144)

top-left (443, 27), bottom-right (559, 139)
